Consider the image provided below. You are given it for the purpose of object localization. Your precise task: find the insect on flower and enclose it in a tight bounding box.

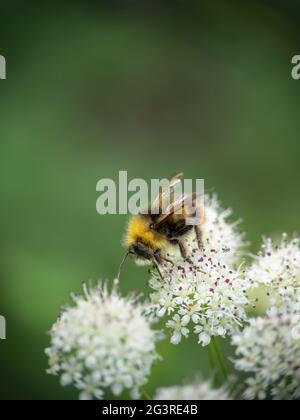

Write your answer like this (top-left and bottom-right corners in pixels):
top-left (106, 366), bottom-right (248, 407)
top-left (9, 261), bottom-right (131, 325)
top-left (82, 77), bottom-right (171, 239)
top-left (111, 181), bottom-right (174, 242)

top-left (117, 172), bottom-right (205, 281)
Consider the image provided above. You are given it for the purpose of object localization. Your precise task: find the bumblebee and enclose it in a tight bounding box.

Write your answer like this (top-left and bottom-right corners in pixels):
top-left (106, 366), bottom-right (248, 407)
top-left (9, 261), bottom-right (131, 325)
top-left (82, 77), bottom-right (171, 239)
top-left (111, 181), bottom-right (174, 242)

top-left (117, 172), bottom-right (205, 280)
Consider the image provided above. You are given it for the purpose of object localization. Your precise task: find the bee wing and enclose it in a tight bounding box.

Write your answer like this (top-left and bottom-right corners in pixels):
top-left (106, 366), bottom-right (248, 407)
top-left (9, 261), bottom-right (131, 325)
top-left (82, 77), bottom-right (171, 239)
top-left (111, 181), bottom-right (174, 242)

top-left (153, 192), bottom-right (201, 226)
top-left (147, 171), bottom-right (184, 215)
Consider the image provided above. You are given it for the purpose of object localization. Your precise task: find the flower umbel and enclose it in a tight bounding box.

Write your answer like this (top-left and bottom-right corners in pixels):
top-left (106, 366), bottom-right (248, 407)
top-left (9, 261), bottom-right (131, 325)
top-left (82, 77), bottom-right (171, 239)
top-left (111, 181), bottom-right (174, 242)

top-left (247, 235), bottom-right (300, 306)
top-left (202, 194), bottom-right (247, 266)
top-left (149, 246), bottom-right (253, 346)
top-left (46, 281), bottom-right (161, 400)
top-left (232, 302), bottom-right (300, 400)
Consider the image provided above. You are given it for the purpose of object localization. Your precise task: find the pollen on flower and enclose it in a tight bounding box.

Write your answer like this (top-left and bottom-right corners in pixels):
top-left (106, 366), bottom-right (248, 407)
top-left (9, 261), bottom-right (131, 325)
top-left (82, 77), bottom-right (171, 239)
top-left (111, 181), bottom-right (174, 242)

top-left (148, 245), bottom-right (253, 347)
top-left (232, 300), bottom-right (300, 400)
top-left (247, 235), bottom-right (300, 306)
top-left (45, 281), bottom-right (162, 400)
top-left (201, 194), bottom-right (247, 266)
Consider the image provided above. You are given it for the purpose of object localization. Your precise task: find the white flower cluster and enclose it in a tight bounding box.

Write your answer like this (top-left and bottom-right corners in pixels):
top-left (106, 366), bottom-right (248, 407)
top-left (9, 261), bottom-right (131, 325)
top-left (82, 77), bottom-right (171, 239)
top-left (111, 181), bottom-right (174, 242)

top-left (232, 302), bottom-right (300, 400)
top-left (202, 195), bottom-right (246, 266)
top-left (247, 235), bottom-right (300, 305)
top-left (149, 246), bottom-right (253, 346)
top-left (154, 380), bottom-right (231, 400)
top-left (46, 282), bottom-right (161, 400)
top-left (44, 184), bottom-right (300, 401)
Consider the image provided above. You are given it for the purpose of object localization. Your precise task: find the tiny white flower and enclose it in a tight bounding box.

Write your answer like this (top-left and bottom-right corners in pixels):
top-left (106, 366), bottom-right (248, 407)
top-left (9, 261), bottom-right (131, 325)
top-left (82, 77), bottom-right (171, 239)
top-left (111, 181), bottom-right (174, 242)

top-left (60, 373), bottom-right (72, 387)
top-left (46, 281), bottom-right (162, 400)
top-left (198, 332), bottom-right (211, 346)
top-left (167, 314), bottom-right (190, 344)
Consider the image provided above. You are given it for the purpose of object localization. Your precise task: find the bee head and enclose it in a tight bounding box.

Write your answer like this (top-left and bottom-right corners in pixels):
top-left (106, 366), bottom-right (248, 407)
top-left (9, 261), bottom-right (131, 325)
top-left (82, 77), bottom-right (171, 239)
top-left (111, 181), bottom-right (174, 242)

top-left (117, 243), bottom-right (153, 282)
top-left (129, 242), bottom-right (154, 260)
top-left (128, 245), bottom-right (136, 255)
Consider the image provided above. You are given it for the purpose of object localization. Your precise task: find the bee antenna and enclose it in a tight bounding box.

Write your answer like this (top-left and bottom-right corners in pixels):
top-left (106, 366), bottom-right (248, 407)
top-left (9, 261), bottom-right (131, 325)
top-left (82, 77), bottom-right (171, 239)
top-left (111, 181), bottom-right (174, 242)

top-left (116, 251), bottom-right (130, 282)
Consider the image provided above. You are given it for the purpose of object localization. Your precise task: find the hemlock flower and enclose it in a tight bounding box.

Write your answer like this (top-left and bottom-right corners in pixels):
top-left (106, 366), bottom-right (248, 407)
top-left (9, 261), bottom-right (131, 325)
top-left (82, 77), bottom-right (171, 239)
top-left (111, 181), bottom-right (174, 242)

top-left (166, 314), bottom-right (190, 345)
top-left (247, 235), bottom-right (300, 305)
top-left (202, 194), bottom-right (247, 266)
top-left (148, 246), bottom-right (253, 347)
top-left (154, 380), bottom-right (231, 400)
top-left (46, 281), bottom-right (162, 400)
top-left (232, 302), bottom-right (300, 400)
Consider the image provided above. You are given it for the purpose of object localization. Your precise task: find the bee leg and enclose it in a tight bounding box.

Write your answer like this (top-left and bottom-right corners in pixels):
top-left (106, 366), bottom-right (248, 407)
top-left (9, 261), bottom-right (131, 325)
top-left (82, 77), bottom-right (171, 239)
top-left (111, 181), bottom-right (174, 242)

top-left (152, 257), bottom-right (164, 281)
top-left (194, 225), bottom-right (203, 250)
top-left (178, 240), bottom-right (193, 265)
top-left (154, 250), bottom-right (174, 266)
top-left (161, 256), bottom-right (174, 266)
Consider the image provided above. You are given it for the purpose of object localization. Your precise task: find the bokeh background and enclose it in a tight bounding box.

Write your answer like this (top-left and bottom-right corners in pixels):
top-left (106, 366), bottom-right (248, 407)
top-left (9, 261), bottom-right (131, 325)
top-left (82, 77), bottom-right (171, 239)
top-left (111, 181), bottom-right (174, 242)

top-left (0, 0), bottom-right (300, 400)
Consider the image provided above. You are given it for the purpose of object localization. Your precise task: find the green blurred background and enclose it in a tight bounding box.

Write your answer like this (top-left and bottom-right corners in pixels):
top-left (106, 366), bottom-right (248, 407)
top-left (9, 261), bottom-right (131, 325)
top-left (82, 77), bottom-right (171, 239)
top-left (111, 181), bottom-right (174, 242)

top-left (0, 0), bottom-right (300, 399)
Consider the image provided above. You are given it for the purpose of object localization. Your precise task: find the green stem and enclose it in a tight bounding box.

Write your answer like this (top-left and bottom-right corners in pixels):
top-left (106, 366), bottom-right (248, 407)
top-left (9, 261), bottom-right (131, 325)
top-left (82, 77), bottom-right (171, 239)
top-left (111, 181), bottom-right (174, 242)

top-left (211, 337), bottom-right (229, 383)
top-left (141, 387), bottom-right (152, 401)
top-left (207, 343), bottom-right (218, 387)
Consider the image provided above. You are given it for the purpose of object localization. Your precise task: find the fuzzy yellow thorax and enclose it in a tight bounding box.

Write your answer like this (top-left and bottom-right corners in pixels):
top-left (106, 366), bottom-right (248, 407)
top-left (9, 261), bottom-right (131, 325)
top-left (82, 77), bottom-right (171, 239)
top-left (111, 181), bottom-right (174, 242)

top-left (125, 215), bottom-right (168, 250)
